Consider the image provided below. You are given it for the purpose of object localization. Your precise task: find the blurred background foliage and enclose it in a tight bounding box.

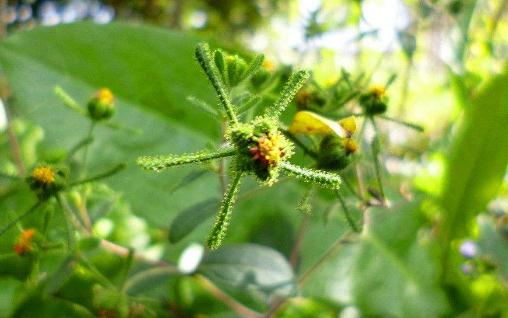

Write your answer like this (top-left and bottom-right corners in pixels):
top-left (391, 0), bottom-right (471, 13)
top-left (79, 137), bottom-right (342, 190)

top-left (0, 0), bottom-right (508, 317)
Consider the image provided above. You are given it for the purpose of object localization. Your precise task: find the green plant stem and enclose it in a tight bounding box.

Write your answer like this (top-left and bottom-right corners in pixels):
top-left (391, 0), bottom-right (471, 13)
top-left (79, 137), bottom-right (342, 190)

top-left (207, 170), bottom-right (243, 249)
top-left (76, 254), bottom-right (116, 288)
top-left (0, 172), bottom-right (20, 180)
top-left (195, 43), bottom-right (238, 124)
top-left (41, 206), bottom-right (53, 237)
top-left (138, 147), bottom-right (236, 172)
top-left (368, 117), bottom-right (385, 202)
top-left (342, 177), bottom-right (364, 202)
top-left (56, 194), bottom-right (76, 250)
top-left (69, 163), bottom-right (126, 187)
top-left (54, 86), bottom-right (87, 116)
top-left (196, 275), bottom-right (264, 318)
top-left (6, 110), bottom-right (26, 176)
top-left (335, 190), bottom-right (360, 232)
top-left (297, 232), bottom-right (355, 286)
top-left (67, 136), bottom-right (94, 161)
top-left (279, 161), bottom-right (341, 189)
top-left (289, 213), bottom-right (310, 268)
top-left (396, 57), bottom-right (413, 117)
top-left (218, 121), bottom-right (228, 193)
top-left (57, 194), bottom-right (88, 233)
top-left (282, 129), bottom-right (318, 159)
top-left (269, 70), bottom-right (310, 118)
top-left (379, 115), bottom-right (424, 132)
top-left (123, 265), bottom-right (179, 294)
top-left (0, 201), bottom-right (44, 237)
top-left (81, 121), bottom-right (95, 177)
top-left (119, 248), bottom-right (134, 290)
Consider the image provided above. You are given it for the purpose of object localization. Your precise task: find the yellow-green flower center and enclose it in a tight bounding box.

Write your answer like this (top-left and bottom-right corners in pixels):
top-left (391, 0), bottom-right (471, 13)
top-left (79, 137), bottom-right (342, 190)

top-left (31, 166), bottom-right (55, 185)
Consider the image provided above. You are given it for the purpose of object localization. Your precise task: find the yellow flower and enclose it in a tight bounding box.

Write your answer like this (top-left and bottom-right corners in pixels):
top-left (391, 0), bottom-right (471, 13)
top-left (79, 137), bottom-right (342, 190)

top-left (31, 166), bottom-right (55, 185)
top-left (339, 116), bottom-right (357, 136)
top-left (95, 88), bottom-right (114, 105)
top-left (369, 85), bottom-right (386, 98)
top-left (250, 132), bottom-right (289, 166)
top-left (343, 139), bottom-right (358, 154)
top-left (262, 59), bottom-right (275, 72)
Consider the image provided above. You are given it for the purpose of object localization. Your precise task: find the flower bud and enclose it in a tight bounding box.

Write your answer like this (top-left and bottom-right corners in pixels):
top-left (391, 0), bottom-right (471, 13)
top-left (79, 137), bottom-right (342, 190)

top-left (359, 85), bottom-right (388, 115)
top-left (317, 135), bottom-right (357, 171)
top-left (87, 88), bottom-right (115, 121)
top-left (13, 229), bottom-right (36, 256)
top-left (226, 54), bottom-right (248, 86)
top-left (26, 165), bottom-right (67, 200)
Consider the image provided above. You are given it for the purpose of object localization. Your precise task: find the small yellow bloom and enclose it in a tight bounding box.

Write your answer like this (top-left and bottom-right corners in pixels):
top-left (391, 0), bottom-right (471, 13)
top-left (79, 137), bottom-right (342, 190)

top-left (339, 116), bottom-right (356, 136)
top-left (369, 85), bottom-right (386, 98)
top-left (344, 139), bottom-right (358, 154)
top-left (262, 59), bottom-right (275, 72)
top-left (289, 111), bottom-right (348, 138)
top-left (95, 88), bottom-right (114, 105)
top-left (31, 166), bottom-right (55, 185)
top-left (250, 132), bottom-right (288, 166)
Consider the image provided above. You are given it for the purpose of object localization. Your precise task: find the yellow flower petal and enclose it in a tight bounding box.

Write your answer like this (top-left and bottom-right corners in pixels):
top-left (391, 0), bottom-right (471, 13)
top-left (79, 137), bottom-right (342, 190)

top-left (289, 111), bottom-right (347, 138)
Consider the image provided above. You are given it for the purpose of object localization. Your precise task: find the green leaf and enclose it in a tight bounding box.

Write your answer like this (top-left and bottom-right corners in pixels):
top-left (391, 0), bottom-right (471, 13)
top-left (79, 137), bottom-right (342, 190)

top-left (303, 201), bottom-right (449, 317)
top-left (124, 265), bottom-right (178, 296)
top-left (441, 69), bottom-right (508, 244)
top-left (0, 277), bottom-right (24, 317)
top-left (169, 198), bottom-right (219, 244)
top-left (14, 294), bottom-right (95, 318)
top-left (477, 217), bottom-right (508, 281)
top-left (0, 22), bottom-right (222, 224)
top-left (199, 244), bottom-right (295, 307)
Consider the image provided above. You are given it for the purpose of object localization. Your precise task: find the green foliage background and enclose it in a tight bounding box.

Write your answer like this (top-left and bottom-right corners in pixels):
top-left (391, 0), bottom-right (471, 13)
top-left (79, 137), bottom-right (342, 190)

top-left (1, 0), bottom-right (508, 317)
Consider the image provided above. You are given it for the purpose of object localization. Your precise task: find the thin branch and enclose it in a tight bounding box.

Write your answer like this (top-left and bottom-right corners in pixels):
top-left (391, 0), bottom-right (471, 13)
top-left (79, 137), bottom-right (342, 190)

top-left (0, 201), bottom-right (44, 237)
top-left (195, 43), bottom-right (238, 124)
top-left (99, 239), bottom-right (176, 267)
top-left (282, 129), bottom-right (318, 159)
top-left (289, 213), bottom-right (310, 268)
top-left (269, 70), bottom-right (310, 118)
top-left (69, 163), bottom-right (126, 187)
top-left (298, 232), bottom-right (355, 286)
top-left (5, 104), bottom-right (25, 176)
top-left (196, 275), bottom-right (264, 318)
top-left (368, 117), bottom-right (385, 202)
top-left (138, 147), bottom-right (236, 172)
top-left (336, 190), bottom-right (360, 232)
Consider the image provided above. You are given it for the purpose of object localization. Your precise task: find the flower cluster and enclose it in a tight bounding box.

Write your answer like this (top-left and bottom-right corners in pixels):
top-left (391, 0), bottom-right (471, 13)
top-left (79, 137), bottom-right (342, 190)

top-left (138, 42), bottom-right (343, 249)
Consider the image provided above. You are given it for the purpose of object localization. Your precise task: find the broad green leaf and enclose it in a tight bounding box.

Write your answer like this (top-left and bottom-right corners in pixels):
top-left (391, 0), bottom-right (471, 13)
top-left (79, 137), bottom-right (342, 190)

top-left (0, 22), bottom-right (222, 224)
top-left (124, 265), bottom-right (177, 296)
top-left (441, 69), bottom-right (508, 244)
top-left (199, 244), bottom-right (295, 308)
top-left (169, 198), bottom-right (219, 244)
top-left (303, 201), bottom-right (449, 318)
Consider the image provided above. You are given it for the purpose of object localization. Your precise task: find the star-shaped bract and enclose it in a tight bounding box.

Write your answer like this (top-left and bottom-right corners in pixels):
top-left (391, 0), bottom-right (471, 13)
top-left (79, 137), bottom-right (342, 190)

top-left (137, 43), bottom-right (342, 249)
